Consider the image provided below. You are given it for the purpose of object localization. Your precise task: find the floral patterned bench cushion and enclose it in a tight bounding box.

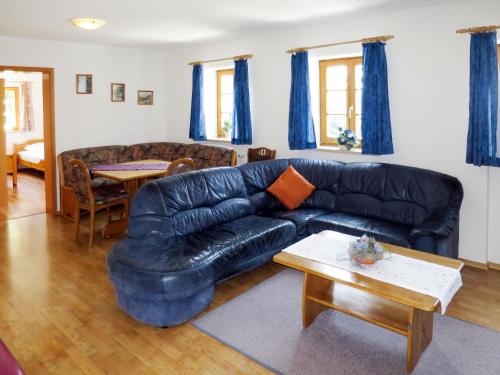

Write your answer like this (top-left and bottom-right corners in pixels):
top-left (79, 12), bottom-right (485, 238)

top-left (59, 142), bottom-right (236, 188)
top-left (60, 145), bottom-right (129, 184)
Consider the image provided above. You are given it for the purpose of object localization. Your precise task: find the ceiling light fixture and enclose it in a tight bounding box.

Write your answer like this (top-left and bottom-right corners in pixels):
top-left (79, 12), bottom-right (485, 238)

top-left (70, 18), bottom-right (107, 31)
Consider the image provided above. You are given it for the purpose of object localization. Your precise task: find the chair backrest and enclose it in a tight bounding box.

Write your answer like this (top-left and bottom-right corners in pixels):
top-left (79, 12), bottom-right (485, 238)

top-left (67, 159), bottom-right (94, 206)
top-left (247, 147), bottom-right (276, 162)
top-left (165, 158), bottom-right (197, 177)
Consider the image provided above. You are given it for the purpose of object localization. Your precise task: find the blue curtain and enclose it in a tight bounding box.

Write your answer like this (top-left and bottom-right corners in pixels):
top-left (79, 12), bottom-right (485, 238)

top-left (361, 42), bottom-right (394, 155)
top-left (288, 51), bottom-right (317, 149)
top-left (189, 64), bottom-right (207, 141)
top-left (231, 59), bottom-right (253, 144)
top-left (466, 31), bottom-right (499, 167)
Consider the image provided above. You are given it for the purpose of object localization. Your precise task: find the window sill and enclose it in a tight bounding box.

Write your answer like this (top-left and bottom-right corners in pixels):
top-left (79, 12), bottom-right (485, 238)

top-left (316, 145), bottom-right (362, 154)
top-left (204, 138), bottom-right (232, 144)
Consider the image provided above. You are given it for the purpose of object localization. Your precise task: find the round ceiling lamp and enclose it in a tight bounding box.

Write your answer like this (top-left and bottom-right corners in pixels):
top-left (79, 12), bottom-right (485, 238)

top-left (70, 18), bottom-right (107, 31)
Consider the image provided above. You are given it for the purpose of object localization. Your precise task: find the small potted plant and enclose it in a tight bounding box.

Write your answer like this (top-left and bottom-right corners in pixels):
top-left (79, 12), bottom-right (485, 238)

top-left (336, 127), bottom-right (357, 150)
top-left (348, 235), bottom-right (390, 265)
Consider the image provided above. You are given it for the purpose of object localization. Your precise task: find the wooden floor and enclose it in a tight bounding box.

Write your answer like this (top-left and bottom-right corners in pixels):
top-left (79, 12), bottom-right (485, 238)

top-left (0, 214), bottom-right (499, 374)
top-left (7, 170), bottom-right (46, 219)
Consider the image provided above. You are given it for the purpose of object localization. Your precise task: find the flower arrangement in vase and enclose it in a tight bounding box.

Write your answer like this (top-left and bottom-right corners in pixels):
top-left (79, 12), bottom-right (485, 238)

top-left (348, 235), bottom-right (390, 265)
top-left (336, 127), bottom-right (357, 150)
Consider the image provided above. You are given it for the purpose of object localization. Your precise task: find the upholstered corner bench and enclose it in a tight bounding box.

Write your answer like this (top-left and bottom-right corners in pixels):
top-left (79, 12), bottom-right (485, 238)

top-left (107, 158), bottom-right (463, 327)
top-left (57, 142), bottom-right (237, 220)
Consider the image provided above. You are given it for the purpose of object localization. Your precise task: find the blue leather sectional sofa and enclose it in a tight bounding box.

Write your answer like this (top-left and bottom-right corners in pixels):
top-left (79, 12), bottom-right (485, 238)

top-left (107, 159), bottom-right (463, 327)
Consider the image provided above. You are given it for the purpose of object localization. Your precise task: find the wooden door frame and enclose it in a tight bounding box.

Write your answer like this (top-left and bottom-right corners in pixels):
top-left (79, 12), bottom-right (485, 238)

top-left (0, 65), bottom-right (57, 216)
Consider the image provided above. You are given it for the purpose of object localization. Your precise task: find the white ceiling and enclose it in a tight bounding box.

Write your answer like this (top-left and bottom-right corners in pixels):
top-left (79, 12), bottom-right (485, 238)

top-left (0, 0), bottom-right (461, 48)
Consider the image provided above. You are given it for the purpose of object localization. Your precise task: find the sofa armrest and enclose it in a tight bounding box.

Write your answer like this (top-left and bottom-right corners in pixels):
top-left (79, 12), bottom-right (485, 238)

top-left (410, 206), bottom-right (460, 239)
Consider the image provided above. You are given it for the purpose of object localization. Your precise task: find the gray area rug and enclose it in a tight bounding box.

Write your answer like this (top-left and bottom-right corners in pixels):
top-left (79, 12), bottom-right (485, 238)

top-left (193, 269), bottom-right (500, 375)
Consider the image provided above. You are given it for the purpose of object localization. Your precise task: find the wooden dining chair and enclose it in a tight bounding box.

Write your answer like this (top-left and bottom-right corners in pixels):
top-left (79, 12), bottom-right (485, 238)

top-left (164, 158), bottom-right (197, 176)
top-left (68, 159), bottom-right (130, 247)
top-left (247, 147), bottom-right (277, 162)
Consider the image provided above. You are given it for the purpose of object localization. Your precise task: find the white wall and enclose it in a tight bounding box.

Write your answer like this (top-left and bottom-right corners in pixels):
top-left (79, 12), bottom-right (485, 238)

top-left (1, 71), bottom-right (44, 154)
top-left (162, 0), bottom-right (500, 263)
top-left (0, 36), bottom-right (169, 154)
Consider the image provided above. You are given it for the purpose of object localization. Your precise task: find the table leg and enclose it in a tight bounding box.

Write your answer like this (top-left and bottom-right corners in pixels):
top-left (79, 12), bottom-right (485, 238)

top-left (407, 307), bottom-right (433, 373)
top-left (124, 180), bottom-right (139, 196)
top-left (302, 273), bottom-right (332, 329)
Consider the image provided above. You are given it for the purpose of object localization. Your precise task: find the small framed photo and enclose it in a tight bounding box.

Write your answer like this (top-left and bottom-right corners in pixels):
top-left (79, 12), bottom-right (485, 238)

top-left (76, 74), bottom-right (92, 94)
top-left (138, 90), bottom-right (154, 105)
top-left (111, 83), bottom-right (125, 102)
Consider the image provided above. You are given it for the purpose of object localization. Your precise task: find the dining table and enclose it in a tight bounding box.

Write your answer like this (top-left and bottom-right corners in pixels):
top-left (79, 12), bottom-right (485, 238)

top-left (91, 159), bottom-right (171, 238)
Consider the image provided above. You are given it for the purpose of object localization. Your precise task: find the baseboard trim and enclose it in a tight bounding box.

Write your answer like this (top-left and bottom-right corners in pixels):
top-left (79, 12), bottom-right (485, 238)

top-left (459, 258), bottom-right (488, 270)
top-left (487, 262), bottom-right (500, 271)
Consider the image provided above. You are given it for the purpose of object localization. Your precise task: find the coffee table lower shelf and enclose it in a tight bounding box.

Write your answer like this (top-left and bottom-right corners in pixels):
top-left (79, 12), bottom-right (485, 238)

top-left (302, 272), bottom-right (433, 374)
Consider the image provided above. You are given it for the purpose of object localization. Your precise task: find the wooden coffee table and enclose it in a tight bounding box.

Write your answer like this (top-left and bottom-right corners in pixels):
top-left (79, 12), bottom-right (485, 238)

top-left (273, 235), bottom-right (463, 374)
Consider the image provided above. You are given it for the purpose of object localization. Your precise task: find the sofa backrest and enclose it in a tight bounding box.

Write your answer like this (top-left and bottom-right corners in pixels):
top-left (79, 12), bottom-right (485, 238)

top-left (238, 158), bottom-right (344, 213)
top-left (59, 145), bottom-right (129, 183)
top-left (238, 159), bottom-right (462, 227)
top-left (336, 162), bottom-right (463, 226)
top-left (128, 167), bottom-right (253, 239)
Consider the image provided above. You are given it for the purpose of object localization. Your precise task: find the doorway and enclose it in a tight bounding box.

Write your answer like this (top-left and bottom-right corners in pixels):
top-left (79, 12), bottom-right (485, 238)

top-left (0, 66), bottom-right (56, 221)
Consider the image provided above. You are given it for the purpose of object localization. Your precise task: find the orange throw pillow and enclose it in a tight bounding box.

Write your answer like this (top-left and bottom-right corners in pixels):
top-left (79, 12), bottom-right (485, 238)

top-left (267, 166), bottom-right (316, 210)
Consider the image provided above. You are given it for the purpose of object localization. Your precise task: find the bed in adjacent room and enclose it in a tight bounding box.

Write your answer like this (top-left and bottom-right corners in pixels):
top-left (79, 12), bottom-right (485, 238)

top-left (12, 139), bottom-right (45, 187)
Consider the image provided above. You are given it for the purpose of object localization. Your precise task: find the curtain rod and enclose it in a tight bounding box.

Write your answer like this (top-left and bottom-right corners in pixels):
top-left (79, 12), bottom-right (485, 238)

top-left (286, 35), bottom-right (394, 54)
top-left (188, 54), bottom-right (253, 66)
top-left (456, 25), bottom-right (500, 34)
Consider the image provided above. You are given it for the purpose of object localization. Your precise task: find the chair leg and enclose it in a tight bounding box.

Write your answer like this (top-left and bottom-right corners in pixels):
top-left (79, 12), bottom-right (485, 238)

top-left (89, 209), bottom-right (95, 247)
top-left (74, 206), bottom-right (81, 242)
top-left (106, 207), bottom-right (112, 223)
top-left (123, 200), bottom-right (129, 219)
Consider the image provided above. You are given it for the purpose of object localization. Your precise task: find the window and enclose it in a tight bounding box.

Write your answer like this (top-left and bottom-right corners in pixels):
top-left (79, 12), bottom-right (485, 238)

top-left (216, 68), bottom-right (234, 139)
top-left (319, 57), bottom-right (362, 146)
top-left (4, 87), bottom-right (20, 131)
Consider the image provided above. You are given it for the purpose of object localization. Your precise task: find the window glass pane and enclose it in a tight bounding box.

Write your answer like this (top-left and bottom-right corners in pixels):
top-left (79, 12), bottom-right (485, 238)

top-left (355, 115), bottom-right (362, 139)
top-left (220, 74), bottom-right (233, 94)
top-left (326, 115), bottom-right (347, 138)
top-left (221, 112), bottom-right (232, 136)
top-left (326, 65), bottom-right (347, 90)
top-left (4, 89), bottom-right (17, 131)
top-left (326, 90), bottom-right (347, 114)
top-left (355, 90), bottom-right (362, 115)
top-left (221, 94), bottom-right (233, 113)
top-left (355, 64), bottom-right (363, 90)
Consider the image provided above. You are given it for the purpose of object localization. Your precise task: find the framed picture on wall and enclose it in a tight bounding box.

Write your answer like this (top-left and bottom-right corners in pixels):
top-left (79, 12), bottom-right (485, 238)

top-left (137, 90), bottom-right (153, 105)
top-left (76, 74), bottom-right (92, 94)
top-left (111, 83), bottom-right (125, 102)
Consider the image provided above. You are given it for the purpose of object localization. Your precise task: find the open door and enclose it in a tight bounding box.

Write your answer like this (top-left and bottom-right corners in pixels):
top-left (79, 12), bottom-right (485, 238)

top-left (0, 67), bottom-right (56, 220)
top-left (0, 78), bottom-right (7, 221)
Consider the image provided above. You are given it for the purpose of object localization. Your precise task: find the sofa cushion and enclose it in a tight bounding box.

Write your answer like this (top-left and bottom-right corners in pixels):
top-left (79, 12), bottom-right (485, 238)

top-left (265, 209), bottom-right (329, 238)
top-left (238, 159), bottom-right (344, 214)
top-left (307, 212), bottom-right (411, 247)
top-left (267, 166), bottom-right (316, 210)
top-left (108, 215), bottom-right (296, 300)
top-left (336, 162), bottom-right (461, 226)
top-left (128, 167), bottom-right (253, 239)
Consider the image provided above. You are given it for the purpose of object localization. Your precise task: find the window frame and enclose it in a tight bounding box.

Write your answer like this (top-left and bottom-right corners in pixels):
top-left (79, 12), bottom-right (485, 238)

top-left (319, 56), bottom-right (362, 146)
top-left (4, 86), bottom-right (21, 132)
top-left (216, 68), bottom-right (235, 139)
